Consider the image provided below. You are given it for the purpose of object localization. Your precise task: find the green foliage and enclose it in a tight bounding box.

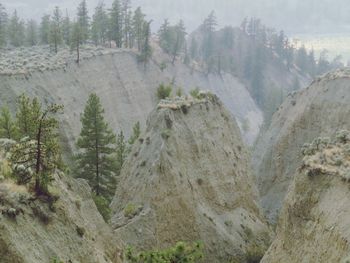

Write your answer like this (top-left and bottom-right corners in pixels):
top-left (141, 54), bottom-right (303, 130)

top-left (0, 4), bottom-right (7, 48)
top-left (91, 2), bottom-right (108, 45)
top-left (336, 130), bottom-right (350, 144)
top-left (10, 95), bottom-right (63, 195)
top-left (123, 203), bottom-right (137, 218)
top-left (157, 84), bottom-right (172, 100)
top-left (176, 88), bottom-right (183, 97)
top-left (109, 0), bottom-right (123, 48)
top-left (190, 88), bottom-right (200, 99)
top-left (161, 129), bottom-right (171, 140)
top-left (77, 0), bottom-right (90, 43)
top-left (70, 21), bottom-right (83, 64)
top-left (0, 106), bottom-right (18, 140)
top-left (8, 10), bottom-right (25, 47)
top-left (93, 193), bottom-right (111, 222)
top-left (75, 93), bottom-right (117, 201)
top-left (245, 244), bottom-right (265, 263)
top-left (51, 257), bottom-right (64, 263)
top-left (49, 6), bottom-right (63, 53)
top-left (125, 242), bottom-right (204, 263)
top-left (160, 61), bottom-right (167, 72)
top-left (138, 20), bottom-right (153, 64)
top-left (158, 19), bottom-right (187, 64)
top-left (39, 14), bottom-right (51, 45)
top-left (116, 130), bottom-right (127, 181)
top-left (128, 122), bottom-right (141, 145)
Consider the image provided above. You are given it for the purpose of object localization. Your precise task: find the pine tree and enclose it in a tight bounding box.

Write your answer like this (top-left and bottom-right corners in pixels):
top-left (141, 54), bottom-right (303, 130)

top-left (49, 6), bottom-right (63, 53)
top-left (70, 21), bottom-right (82, 64)
top-left (201, 11), bottom-right (217, 73)
top-left (62, 10), bottom-right (71, 45)
top-left (190, 37), bottom-right (198, 59)
top-left (158, 19), bottom-right (171, 52)
top-left (138, 20), bottom-right (152, 65)
top-left (40, 14), bottom-right (51, 45)
top-left (0, 4), bottom-right (8, 47)
top-left (128, 121), bottom-right (140, 145)
top-left (8, 10), bottom-right (25, 47)
top-left (76, 93), bottom-right (117, 200)
top-left (77, 0), bottom-right (90, 43)
top-left (16, 94), bottom-right (36, 138)
top-left (132, 7), bottom-right (145, 51)
top-left (116, 130), bottom-right (126, 177)
top-left (91, 2), bottom-right (108, 45)
top-left (121, 0), bottom-right (132, 48)
top-left (26, 19), bottom-right (38, 46)
top-left (171, 20), bottom-right (186, 64)
top-left (109, 0), bottom-right (123, 48)
top-left (0, 106), bottom-right (17, 139)
top-left (11, 95), bottom-right (63, 194)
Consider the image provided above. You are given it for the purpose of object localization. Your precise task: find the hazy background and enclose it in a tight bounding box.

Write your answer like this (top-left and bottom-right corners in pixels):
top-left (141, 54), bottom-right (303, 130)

top-left (2, 0), bottom-right (350, 34)
top-left (2, 0), bottom-right (350, 61)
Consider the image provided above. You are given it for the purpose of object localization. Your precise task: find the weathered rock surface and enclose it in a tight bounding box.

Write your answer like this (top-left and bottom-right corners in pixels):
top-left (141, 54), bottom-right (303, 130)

top-left (253, 69), bottom-right (350, 222)
top-left (0, 46), bottom-right (262, 154)
top-left (0, 147), bottom-right (122, 263)
top-left (110, 95), bottom-right (271, 262)
top-left (262, 131), bottom-right (350, 263)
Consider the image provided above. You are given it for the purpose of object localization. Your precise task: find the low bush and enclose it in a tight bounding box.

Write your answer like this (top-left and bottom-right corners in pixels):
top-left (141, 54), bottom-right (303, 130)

top-left (124, 203), bottom-right (137, 218)
top-left (125, 241), bottom-right (204, 263)
top-left (92, 194), bottom-right (111, 222)
top-left (157, 84), bottom-right (172, 100)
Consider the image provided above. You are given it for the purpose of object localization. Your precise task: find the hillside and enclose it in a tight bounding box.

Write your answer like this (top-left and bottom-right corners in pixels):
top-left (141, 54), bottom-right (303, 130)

top-left (0, 140), bottom-right (122, 263)
top-left (0, 45), bottom-right (262, 152)
top-left (110, 94), bottom-right (271, 262)
top-left (262, 131), bottom-right (350, 262)
top-left (253, 69), bottom-right (350, 222)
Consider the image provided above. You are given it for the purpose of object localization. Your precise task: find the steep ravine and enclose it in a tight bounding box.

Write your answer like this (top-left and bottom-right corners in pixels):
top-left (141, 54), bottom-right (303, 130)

top-left (262, 131), bottom-right (350, 263)
top-left (0, 48), bottom-right (262, 155)
top-left (253, 69), bottom-right (350, 223)
top-left (0, 142), bottom-right (122, 263)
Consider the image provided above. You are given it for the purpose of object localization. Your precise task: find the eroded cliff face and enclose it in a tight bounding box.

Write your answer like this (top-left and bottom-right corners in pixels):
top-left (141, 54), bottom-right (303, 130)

top-left (0, 46), bottom-right (262, 156)
top-left (110, 95), bottom-right (271, 262)
top-left (253, 69), bottom-right (350, 222)
top-left (262, 131), bottom-right (350, 263)
top-left (0, 143), bottom-right (122, 263)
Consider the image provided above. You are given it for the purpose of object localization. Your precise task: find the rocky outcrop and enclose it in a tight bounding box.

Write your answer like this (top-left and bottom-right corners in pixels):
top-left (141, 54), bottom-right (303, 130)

top-left (262, 131), bottom-right (350, 263)
top-left (253, 69), bottom-right (350, 222)
top-left (0, 145), bottom-right (122, 263)
top-left (110, 95), bottom-right (271, 262)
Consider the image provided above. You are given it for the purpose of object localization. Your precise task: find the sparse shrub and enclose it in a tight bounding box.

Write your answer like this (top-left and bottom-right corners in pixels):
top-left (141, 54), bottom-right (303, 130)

top-left (160, 61), bottom-right (167, 72)
top-left (336, 130), bottom-right (350, 144)
top-left (181, 104), bottom-right (188, 114)
top-left (76, 226), bottom-right (85, 237)
top-left (161, 129), bottom-right (172, 140)
top-left (31, 204), bottom-right (50, 224)
top-left (125, 241), bottom-right (204, 263)
top-left (245, 244), bottom-right (265, 263)
top-left (124, 203), bottom-right (137, 218)
top-left (190, 88), bottom-right (200, 99)
top-left (51, 257), bottom-right (64, 263)
top-left (197, 178), bottom-right (203, 185)
top-left (224, 220), bottom-right (233, 227)
top-left (176, 88), bottom-right (183, 97)
top-left (157, 84), bottom-right (172, 100)
top-left (92, 194), bottom-right (111, 222)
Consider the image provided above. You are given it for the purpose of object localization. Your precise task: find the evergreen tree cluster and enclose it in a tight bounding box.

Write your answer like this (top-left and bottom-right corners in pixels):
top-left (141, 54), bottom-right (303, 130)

top-left (0, 95), bottom-right (63, 195)
top-left (75, 93), bottom-right (141, 206)
top-left (158, 19), bottom-right (187, 64)
top-left (0, 1), bottom-right (151, 58)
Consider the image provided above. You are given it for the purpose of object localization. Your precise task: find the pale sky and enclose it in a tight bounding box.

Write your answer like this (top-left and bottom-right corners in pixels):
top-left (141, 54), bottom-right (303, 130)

top-left (1, 0), bottom-right (350, 34)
